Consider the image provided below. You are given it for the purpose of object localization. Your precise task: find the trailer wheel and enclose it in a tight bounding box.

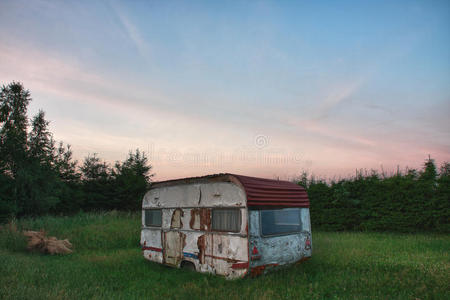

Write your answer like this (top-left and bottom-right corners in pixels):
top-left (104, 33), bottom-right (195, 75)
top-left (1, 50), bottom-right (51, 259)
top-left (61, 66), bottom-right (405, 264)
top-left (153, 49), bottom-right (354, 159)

top-left (180, 261), bottom-right (196, 271)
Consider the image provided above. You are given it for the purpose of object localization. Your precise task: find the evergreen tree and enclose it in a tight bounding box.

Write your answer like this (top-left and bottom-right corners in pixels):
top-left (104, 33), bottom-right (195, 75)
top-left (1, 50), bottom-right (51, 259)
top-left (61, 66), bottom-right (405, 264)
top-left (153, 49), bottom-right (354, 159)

top-left (80, 154), bottom-right (113, 210)
top-left (420, 156), bottom-right (438, 182)
top-left (0, 82), bottom-right (30, 176)
top-left (53, 142), bottom-right (83, 213)
top-left (28, 110), bottom-right (55, 164)
top-left (22, 109), bottom-right (60, 215)
top-left (0, 82), bottom-right (31, 217)
top-left (113, 149), bottom-right (153, 210)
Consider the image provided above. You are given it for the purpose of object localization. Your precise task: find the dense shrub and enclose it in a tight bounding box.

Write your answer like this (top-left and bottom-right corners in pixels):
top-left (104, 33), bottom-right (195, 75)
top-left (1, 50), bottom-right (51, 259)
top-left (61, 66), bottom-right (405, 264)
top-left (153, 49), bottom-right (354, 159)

top-left (300, 158), bottom-right (450, 233)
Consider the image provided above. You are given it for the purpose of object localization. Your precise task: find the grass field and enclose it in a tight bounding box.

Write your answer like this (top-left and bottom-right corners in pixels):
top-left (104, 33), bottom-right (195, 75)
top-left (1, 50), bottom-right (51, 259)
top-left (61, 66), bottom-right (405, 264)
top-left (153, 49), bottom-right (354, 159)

top-left (0, 212), bottom-right (448, 299)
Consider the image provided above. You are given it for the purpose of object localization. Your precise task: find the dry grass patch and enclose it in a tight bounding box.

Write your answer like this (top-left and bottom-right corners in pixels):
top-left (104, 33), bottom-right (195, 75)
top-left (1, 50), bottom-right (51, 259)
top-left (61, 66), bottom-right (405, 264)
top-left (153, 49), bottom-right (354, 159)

top-left (23, 230), bottom-right (72, 255)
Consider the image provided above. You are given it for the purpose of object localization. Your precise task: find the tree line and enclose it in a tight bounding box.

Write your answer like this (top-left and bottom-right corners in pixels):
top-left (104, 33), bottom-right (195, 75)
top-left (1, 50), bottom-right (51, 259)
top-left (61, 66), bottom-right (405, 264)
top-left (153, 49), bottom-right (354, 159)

top-left (1, 81), bottom-right (449, 233)
top-left (0, 82), bottom-right (153, 222)
top-left (299, 158), bottom-right (450, 233)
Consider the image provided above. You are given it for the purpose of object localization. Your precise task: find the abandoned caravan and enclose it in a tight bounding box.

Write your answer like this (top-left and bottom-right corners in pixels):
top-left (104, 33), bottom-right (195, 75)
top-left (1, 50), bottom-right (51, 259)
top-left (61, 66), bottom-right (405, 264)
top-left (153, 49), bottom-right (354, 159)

top-left (140, 173), bottom-right (311, 279)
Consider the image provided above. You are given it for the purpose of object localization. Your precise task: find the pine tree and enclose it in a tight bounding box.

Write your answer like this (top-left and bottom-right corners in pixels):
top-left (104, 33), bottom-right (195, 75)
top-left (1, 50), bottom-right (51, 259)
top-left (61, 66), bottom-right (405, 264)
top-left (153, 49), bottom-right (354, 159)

top-left (420, 156), bottom-right (438, 182)
top-left (80, 154), bottom-right (113, 210)
top-left (22, 109), bottom-right (60, 215)
top-left (53, 142), bottom-right (83, 213)
top-left (54, 142), bottom-right (80, 182)
top-left (0, 82), bottom-right (31, 176)
top-left (0, 82), bottom-right (31, 217)
top-left (28, 110), bottom-right (55, 164)
top-left (113, 149), bottom-right (153, 210)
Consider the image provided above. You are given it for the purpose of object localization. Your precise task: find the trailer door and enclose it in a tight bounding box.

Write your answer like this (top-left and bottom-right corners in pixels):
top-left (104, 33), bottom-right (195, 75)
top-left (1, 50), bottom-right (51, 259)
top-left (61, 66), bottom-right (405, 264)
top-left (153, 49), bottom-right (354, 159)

top-left (163, 231), bottom-right (185, 266)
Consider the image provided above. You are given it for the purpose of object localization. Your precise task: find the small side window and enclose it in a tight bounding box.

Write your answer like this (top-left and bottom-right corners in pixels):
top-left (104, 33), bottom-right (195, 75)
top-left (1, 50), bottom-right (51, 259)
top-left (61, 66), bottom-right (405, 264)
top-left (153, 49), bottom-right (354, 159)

top-left (145, 209), bottom-right (162, 227)
top-left (212, 208), bottom-right (241, 232)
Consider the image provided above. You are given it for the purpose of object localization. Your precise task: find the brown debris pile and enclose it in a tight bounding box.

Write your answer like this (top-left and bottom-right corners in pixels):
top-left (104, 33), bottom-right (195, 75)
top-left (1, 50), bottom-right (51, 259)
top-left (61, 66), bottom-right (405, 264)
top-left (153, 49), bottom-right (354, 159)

top-left (23, 230), bottom-right (73, 255)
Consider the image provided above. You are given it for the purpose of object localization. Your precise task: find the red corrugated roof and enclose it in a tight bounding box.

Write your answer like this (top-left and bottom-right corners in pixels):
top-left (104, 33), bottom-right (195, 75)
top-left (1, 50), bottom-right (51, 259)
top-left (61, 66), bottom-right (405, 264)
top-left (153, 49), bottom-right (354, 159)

top-left (232, 174), bottom-right (309, 208)
top-left (152, 173), bottom-right (309, 208)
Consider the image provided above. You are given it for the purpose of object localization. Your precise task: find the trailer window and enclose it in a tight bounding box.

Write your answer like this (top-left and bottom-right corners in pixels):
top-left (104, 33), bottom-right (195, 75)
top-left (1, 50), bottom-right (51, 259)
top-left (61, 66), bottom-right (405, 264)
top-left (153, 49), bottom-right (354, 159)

top-left (212, 209), bottom-right (241, 232)
top-left (261, 208), bottom-right (301, 236)
top-left (145, 209), bottom-right (162, 227)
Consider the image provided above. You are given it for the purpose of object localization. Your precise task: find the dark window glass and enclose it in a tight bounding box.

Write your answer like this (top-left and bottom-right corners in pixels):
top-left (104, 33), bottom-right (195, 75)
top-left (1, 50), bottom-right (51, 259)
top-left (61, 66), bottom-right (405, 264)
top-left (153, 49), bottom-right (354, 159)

top-left (212, 209), bottom-right (241, 232)
top-left (145, 209), bottom-right (162, 227)
top-left (261, 208), bottom-right (301, 236)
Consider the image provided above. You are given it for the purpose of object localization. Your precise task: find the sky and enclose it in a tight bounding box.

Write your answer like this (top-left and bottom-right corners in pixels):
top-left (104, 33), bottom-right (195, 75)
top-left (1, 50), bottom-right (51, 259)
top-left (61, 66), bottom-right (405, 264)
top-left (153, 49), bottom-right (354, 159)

top-left (0, 0), bottom-right (449, 181)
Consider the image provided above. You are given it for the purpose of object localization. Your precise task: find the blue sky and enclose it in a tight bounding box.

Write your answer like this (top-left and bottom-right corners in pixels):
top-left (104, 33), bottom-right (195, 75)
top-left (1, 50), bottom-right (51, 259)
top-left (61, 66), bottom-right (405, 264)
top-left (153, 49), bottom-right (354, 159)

top-left (0, 0), bottom-right (449, 180)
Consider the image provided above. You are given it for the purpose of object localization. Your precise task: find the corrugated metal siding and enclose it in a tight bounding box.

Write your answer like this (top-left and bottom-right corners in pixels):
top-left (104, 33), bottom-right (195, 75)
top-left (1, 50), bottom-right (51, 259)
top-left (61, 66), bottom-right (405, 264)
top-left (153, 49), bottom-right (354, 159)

top-left (233, 175), bottom-right (309, 208)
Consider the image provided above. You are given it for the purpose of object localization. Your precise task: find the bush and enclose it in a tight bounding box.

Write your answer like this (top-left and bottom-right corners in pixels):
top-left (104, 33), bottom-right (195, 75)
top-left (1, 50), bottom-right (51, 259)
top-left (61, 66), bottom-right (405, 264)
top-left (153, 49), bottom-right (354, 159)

top-left (302, 158), bottom-right (450, 233)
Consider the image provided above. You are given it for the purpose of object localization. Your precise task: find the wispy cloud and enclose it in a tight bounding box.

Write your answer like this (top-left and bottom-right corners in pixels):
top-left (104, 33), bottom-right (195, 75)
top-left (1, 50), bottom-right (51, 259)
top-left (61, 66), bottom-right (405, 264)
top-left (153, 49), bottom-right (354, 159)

top-left (109, 0), bottom-right (152, 65)
top-left (315, 78), bottom-right (364, 119)
top-left (0, 42), bottom-right (161, 113)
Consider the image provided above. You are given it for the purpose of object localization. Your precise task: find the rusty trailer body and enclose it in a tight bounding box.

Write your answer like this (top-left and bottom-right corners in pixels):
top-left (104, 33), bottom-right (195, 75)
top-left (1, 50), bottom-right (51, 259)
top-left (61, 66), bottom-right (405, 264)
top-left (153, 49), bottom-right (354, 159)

top-left (141, 173), bottom-right (312, 279)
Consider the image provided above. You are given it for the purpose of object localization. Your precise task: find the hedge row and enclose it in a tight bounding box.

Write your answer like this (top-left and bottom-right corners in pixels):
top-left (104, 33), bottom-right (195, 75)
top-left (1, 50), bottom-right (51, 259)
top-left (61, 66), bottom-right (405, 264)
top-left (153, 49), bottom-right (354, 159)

top-left (301, 158), bottom-right (449, 233)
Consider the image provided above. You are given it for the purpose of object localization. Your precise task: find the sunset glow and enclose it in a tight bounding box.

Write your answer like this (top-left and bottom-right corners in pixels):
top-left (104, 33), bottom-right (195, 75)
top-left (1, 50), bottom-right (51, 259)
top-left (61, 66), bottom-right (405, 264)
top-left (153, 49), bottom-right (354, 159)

top-left (1, 0), bottom-right (449, 180)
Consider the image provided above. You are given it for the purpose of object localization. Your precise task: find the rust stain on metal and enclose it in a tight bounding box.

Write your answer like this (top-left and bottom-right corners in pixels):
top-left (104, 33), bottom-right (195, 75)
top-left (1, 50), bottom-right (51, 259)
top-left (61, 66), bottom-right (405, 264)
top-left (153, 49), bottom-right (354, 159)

top-left (200, 208), bottom-right (211, 231)
top-left (231, 262), bottom-right (249, 269)
top-left (163, 230), bottom-right (186, 266)
top-left (210, 233), bottom-right (214, 268)
top-left (250, 265), bottom-right (265, 277)
top-left (171, 208), bottom-right (183, 229)
top-left (190, 208), bottom-right (211, 231)
top-left (250, 264), bottom-right (279, 277)
top-left (197, 234), bottom-right (206, 264)
top-left (189, 209), bottom-right (198, 229)
top-left (181, 232), bottom-right (186, 250)
top-left (204, 254), bottom-right (239, 263)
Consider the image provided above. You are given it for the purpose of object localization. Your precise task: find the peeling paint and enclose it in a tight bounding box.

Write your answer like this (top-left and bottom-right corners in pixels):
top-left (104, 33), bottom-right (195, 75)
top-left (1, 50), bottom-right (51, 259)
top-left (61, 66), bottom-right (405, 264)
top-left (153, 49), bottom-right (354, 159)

top-left (190, 208), bottom-right (211, 231)
top-left (141, 177), bottom-right (311, 279)
top-left (189, 209), bottom-right (200, 230)
top-left (248, 208), bottom-right (312, 276)
top-left (197, 234), bottom-right (206, 264)
top-left (171, 208), bottom-right (183, 229)
top-left (163, 231), bottom-right (186, 266)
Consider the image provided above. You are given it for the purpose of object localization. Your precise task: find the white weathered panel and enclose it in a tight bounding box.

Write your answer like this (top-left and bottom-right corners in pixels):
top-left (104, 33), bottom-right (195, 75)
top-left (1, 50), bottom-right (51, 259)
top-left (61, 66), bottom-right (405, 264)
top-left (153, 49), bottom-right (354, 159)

top-left (143, 182), bottom-right (246, 208)
top-left (239, 208), bottom-right (248, 235)
top-left (141, 228), bottom-right (162, 248)
top-left (162, 208), bottom-right (174, 228)
top-left (198, 182), bottom-right (246, 207)
top-left (143, 250), bottom-right (163, 264)
top-left (142, 228), bottom-right (163, 264)
top-left (181, 208), bottom-right (192, 230)
top-left (183, 231), bottom-right (203, 253)
top-left (211, 235), bottom-right (248, 262)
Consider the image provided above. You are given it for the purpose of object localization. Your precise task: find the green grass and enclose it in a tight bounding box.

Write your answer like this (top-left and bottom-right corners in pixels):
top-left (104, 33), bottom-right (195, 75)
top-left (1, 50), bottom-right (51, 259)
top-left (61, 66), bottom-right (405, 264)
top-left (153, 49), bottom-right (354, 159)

top-left (0, 212), bottom-right (449, 299)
